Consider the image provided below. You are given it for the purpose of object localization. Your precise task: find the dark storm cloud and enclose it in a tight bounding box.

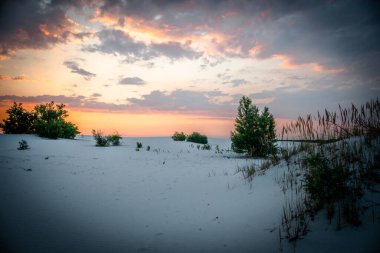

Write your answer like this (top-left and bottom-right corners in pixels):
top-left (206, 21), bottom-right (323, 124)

top-left (150, 41), bottom-right (202, 60)
top-left (91, 93), bottom-right (102, 97)
top-left (0, 0), bottom-right (91, 58)
top-left (83, 29), bottom-right (152, 62)
top-left (251, 85), bottom-right (379, 119)
top-left (83, 29), bottom-right (201, 61)
top-left (1, 0), bottom-right (379, 88)
top-left (223, 79), bottom-right (248, 87)
top-left (119, 76), bottom-right (146, 85)
top-left (127, 89), bottom-right (234, 116)
top-left (0, 94), bottom-right (129, 111)
top-left (0, 89), bottom-right (236, 116)
top-left (2, 0), bottom-right (378, 83)
top-left (97, 0), bottom-right (380, 84)
top-left (64, 61), bottom-right (96, 80)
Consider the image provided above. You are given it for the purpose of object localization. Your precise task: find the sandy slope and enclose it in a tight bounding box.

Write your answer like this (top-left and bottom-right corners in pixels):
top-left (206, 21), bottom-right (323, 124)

top-left (0, 135), bottom-right (379, 253)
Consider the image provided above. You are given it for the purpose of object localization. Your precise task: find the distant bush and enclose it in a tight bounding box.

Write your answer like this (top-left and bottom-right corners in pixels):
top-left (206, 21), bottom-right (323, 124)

top-left (136, 142), bottom-right (142, 148)
top-left (0, 102), bottom-right (36, 134)
top-left (33, 102), bottom-right (79, 139)
top-left (146, 145), bottom-right (150, 151)
top-left (107, 132), bottom-right (122, 146)
top-left (187, 132), bottom-right (208, 144)
top-left (18, 139), bottom-right (29, 150)
top-left (201, 144), bottom-right (211, 150)
top-left (92, 129), bottom-right (109, 146)
top-left (172, 131), bottom-right (187, 141)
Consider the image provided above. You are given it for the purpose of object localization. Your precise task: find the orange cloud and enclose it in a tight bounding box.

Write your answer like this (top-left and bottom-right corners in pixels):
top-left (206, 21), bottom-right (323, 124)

top-left (249, 43), bottom-right (264, 57)
top-left (312, 64), bottom-right (345, 74)
top-left (0, 74), bottom-right (27, 81)
top-left (273, 54), bottom-right (298, 69)
top-left (273, 54), bottom-right (346, 74)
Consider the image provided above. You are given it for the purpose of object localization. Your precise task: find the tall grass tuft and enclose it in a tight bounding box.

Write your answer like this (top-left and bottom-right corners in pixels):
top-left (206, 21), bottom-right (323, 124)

top-left (275, 98), bottom-right (380, 247)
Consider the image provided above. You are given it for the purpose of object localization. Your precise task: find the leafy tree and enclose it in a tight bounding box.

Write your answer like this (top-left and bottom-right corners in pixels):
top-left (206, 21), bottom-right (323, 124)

top-left (33, 102), bottom-right (79, 139)
top-left (231, 96), bottom-right (276, 157)
top-left (0, 102), bottom-right (35, 134)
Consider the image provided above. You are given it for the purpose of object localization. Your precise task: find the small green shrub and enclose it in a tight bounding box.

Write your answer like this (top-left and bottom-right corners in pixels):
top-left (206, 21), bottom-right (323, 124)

top-left (18, 139), bottom-right (29, 150)
top-left (136, 142), bottom-right (142, 148)
top-left (201, 144), bottom-right (211, 150)
top-left (107, 132), bottom-right (122, 146)
top-left (187, 132), bottom-right (208, 144)
top-left (303, 153), bottom-right (352, 205)
top-left (172, 131), bottom-right (186, 141)
top-left (92, 129), bottom-right (109, 146)
top-left (237, 164), bottom-right (256, 181)
top-left (259, 160), bottom-right (272, 171)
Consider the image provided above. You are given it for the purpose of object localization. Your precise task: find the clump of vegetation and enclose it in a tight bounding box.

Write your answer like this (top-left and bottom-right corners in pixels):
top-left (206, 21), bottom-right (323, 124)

top-left (146, 145), bottom-right (150, 151)
top-left (201, 144), bottom-right (211, 150)
top-left (17, 139), bottom-right (29, 150)
top-left (280, 199), bottom-right (309, 244)
top-left (0, 102), bottom-right (35, 134)
top-left (92, 130), bottom-right (123, 147)
top-left (231, 96), bottom-right (276, 157)
top-left (33, 102), bottom-right (79, 139)
top-left (303, 153), bottom-right (352, 207)
top-left (136, 142), bottom-right (142, 148)
top-left (0, 101), bottom-right (79, 139)
top-left (107, 132), bottom-right (122, 146)
top-left (172, 131), bottom-right (187, 141)
top-left (236, 164), bottom-right (257, 181)
top-left (187, 132), bottom-right (208, 144)
top-left (259, 160), bottom-right (272, 171)
top-left (275, 98), bottom-right (380, 247)
top-left (92, 130), bottom-right (109, 146)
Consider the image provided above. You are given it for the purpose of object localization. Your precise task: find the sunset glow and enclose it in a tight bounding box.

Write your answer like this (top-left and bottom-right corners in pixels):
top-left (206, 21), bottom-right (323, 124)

top-left (1, 0), bottom-right (379, 136)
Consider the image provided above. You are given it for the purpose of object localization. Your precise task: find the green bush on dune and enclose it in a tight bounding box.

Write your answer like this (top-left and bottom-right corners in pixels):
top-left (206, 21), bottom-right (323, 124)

top-left (187, 132), bottom-right (208, 144)
top-left (92, 130), bottom-right (122, 147)
top-left (172, 131), bottom-right (187, 141)
top-left (0, 101), bottom-right (79, 139)
top-left (107, 132), bottom-right (122, 146)
top-left (92, 130), bottom-right (109, 146)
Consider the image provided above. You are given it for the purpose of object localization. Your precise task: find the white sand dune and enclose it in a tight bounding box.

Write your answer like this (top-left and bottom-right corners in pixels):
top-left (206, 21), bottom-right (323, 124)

top-left (0, 135), bottom-right (379, 253)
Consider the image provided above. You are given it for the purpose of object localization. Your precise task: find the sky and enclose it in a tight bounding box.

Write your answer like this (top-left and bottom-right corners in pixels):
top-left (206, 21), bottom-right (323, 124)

top-left (0, 0), bottom-right (379, 137)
